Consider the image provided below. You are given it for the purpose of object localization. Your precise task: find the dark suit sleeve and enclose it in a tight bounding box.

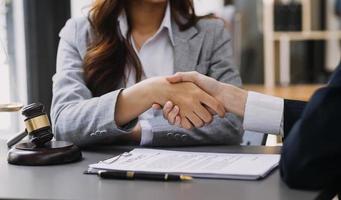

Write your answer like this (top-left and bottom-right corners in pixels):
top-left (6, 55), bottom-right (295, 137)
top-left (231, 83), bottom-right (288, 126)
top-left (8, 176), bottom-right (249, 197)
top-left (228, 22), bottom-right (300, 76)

top-left (280, 86), bottom-right (341, 190)
top-left (283, 100), bottom-right (307, 138)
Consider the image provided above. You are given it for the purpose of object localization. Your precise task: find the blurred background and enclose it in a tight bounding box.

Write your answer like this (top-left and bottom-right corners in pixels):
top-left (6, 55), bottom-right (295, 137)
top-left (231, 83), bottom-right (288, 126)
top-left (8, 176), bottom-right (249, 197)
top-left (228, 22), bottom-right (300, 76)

top-left (0, 0), bottom-right (340, 145)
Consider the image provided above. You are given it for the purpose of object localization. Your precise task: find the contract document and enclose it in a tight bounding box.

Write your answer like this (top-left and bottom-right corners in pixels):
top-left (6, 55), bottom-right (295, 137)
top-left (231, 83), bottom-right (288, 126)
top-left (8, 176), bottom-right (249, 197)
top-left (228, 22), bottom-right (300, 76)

top-left (89, 148), bottom-right (280, 180)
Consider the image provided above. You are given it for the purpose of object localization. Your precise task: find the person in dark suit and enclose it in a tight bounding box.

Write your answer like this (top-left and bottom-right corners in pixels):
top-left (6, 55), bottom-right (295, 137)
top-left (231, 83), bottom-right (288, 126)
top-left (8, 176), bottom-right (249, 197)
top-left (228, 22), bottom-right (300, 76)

top-left (155, 61), bottom-right (341, 190)
top-left (280, 63), bottom-right (341, 190)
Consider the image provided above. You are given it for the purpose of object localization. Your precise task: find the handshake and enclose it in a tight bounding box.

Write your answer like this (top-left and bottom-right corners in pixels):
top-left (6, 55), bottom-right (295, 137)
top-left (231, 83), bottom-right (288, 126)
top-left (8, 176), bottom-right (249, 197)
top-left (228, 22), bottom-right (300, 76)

top-left (150, 72), bottom-right (248, 129)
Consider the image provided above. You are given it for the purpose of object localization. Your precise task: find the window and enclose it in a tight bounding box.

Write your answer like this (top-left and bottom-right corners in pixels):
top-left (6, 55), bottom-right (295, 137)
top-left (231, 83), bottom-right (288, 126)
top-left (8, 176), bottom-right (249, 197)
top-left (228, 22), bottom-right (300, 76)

top-left (0, 0), bottom-right (27, 139)
top-left (0, 0), bottom-right (13, 133)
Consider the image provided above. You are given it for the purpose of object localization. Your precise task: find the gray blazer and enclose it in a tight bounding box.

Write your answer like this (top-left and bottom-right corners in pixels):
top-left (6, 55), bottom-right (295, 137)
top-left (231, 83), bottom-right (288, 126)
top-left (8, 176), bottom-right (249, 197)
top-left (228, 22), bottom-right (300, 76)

top-left (51, 17), bottom-right (243, 147)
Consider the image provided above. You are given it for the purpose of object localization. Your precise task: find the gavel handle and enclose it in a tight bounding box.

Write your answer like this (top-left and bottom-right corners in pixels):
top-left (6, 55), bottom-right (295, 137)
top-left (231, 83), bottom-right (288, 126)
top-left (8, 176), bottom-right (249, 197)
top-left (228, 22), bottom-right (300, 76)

top-left (7, 130), bottom-right (28, 148)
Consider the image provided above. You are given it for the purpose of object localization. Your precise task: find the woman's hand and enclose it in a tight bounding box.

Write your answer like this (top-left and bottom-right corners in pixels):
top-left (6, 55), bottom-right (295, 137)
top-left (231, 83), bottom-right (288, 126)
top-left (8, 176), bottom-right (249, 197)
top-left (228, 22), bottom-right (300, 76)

top-left (151, 78), bottom-right (225, 129)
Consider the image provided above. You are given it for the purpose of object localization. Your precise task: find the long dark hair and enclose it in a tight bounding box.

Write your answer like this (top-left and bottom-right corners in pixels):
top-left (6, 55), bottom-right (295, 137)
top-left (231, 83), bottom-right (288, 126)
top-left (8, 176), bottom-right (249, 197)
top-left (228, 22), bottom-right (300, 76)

top-left (83, 0), bottom-right (199, 97)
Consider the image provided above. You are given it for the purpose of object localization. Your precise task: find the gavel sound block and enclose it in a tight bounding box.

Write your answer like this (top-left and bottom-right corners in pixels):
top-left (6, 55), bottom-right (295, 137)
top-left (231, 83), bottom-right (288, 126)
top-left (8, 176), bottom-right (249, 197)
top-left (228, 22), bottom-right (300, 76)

top-left (7, 103), bottom-right (82, 166)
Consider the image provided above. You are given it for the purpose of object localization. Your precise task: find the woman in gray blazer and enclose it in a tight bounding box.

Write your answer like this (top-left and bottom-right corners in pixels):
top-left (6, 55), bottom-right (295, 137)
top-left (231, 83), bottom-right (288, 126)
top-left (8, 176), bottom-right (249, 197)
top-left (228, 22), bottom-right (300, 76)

top-left (51, 0), bottom-right (243, 147)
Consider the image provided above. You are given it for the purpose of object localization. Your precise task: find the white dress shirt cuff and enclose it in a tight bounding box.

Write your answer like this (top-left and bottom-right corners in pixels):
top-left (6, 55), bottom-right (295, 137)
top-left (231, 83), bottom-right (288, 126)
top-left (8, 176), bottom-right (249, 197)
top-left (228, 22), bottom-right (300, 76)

top-left (243, 91), bottom-right (284, 135)
top-left (139, 120), bottom-right (153, 146)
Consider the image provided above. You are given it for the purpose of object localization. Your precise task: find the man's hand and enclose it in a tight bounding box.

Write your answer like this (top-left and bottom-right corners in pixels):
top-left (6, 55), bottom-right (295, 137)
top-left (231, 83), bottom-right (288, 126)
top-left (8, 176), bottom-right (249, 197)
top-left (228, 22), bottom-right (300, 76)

top-left (155, 72), bottom-right (248, 128)
top-left (151, 78), bottom-right (225, 129)
top-left (167, 71), bottom-right (225, 102)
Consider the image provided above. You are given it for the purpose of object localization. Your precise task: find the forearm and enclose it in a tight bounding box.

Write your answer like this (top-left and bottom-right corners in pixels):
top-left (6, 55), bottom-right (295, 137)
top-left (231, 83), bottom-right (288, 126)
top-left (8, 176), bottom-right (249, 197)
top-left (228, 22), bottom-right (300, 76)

top-left (219, 83), bottom-right (248, 117)
top-left (218, 84), bottom-right (285, 136)
top-left (115, 78), bottom-right (158, 126)
top-left (52, 89), bottom-right (139, 146)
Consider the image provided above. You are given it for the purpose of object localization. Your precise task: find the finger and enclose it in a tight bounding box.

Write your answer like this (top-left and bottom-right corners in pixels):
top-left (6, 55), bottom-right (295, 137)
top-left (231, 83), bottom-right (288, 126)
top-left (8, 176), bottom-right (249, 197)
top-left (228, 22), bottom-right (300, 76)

top-left (187, 112), bottom-right (204, 128)
top-left (163, 101), bottom-right (173, 119)
top-left (166, 72), bottom-right (183, 83)
top-left (166, 71), bottom-right (198, 83)
top-left (200, 94), bottom-right (225, 118)
top-left (175, 116), bottom-right (181, 127)
top-left (152, 104), bottom-right (162, 110)
top-left (217, 102), bottom-right (226, 117)
top-left (167, 105), bottom-right (179, 124)
top-left (194, 105), bottom-right (213, 124)
top-left (205, 105), bottom-right (216, 115)
top-left (204, 104), bottom-right (229, 116)
top-left (181, 117), bottom-right (193, 129)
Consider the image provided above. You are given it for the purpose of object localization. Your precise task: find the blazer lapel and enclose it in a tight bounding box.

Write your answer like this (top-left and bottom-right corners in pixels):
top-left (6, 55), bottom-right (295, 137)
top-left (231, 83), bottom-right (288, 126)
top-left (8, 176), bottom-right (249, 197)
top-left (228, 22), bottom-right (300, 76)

top-left (172, 21), bottom-right (204, 73)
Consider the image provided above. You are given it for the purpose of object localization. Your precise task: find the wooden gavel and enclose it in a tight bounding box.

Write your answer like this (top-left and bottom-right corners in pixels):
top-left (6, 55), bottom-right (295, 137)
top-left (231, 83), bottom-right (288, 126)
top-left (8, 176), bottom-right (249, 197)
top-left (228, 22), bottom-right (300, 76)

top-left (4, 102), bottom-right (82, 166)
top-left (3, 103), bottom-right (54, 148)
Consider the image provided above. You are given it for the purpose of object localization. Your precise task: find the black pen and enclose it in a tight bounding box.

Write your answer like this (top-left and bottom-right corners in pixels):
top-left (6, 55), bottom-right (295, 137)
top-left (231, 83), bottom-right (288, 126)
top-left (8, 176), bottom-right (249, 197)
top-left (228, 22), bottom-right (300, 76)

top-left (85, 170), bottom-right (193, 181)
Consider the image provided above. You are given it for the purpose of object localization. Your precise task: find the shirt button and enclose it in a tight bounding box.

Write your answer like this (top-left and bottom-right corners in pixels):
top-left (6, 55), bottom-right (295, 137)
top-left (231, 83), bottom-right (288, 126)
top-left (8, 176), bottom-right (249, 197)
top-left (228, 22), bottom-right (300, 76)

top-left (174, 134), bottom-right (181, 140)
top-left (181, 135), bottom-right (188, 141)
top-left (166, 133), bottom-right (173, 138)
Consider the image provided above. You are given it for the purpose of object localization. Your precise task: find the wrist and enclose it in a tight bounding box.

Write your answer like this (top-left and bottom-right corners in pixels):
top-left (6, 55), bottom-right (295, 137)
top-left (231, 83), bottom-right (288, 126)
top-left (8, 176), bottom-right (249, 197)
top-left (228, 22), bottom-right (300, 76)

top-left (220, 84), bottom-right (248, 117)
top-left (138, 78), bottom-right (161, 105)
top-left (144, 77), bottom-right (170, 105)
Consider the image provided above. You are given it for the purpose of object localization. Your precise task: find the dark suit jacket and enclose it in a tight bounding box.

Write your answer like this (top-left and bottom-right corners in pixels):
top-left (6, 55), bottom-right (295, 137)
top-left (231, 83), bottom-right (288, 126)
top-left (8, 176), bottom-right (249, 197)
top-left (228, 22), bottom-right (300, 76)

top-left (280, 61), bottom-right (341, 190)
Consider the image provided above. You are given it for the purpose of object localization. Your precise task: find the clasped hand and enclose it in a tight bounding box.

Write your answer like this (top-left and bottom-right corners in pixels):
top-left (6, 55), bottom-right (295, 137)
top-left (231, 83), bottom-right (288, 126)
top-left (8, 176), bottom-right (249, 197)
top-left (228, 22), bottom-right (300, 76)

top-left (153, 71), bottom-right (248, 129)
top-left (115, 72), bottom-right (246, 132)
top-left (152, 78), bottom-right (225, 129)
top-left (152, 72), bottom-right (227, 129)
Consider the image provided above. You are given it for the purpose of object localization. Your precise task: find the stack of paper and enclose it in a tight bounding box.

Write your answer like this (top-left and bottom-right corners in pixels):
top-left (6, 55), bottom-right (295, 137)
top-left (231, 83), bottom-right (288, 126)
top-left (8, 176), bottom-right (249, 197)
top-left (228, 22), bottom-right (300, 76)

top-left (89, 148), bottom-right (280, 180)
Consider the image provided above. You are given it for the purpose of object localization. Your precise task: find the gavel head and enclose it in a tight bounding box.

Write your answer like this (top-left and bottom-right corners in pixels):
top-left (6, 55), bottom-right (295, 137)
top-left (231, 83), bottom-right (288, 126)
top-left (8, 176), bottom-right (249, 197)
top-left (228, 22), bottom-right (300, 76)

top-left (22, 103), bottom-right (53, 147)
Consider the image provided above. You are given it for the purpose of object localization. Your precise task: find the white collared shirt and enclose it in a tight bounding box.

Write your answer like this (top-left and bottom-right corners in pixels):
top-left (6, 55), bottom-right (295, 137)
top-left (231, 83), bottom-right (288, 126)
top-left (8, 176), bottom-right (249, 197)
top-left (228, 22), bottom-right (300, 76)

top-left (243, 92), bottom-right (284, 136)
top-left (118, 3), bottom-right (174, 146)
